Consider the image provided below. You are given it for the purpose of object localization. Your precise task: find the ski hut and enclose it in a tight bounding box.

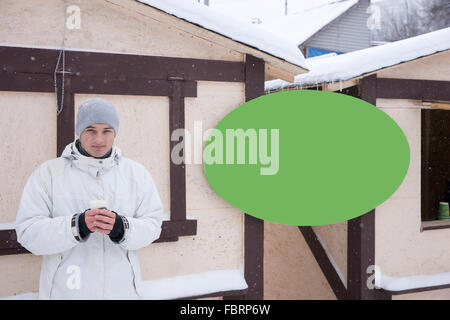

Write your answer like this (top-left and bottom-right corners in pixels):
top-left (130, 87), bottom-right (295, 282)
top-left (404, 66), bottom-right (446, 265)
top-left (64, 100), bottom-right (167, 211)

top-left (0, 0), bottom-right (307, 299)
top-left (265, 27), bottom-right (450, 299)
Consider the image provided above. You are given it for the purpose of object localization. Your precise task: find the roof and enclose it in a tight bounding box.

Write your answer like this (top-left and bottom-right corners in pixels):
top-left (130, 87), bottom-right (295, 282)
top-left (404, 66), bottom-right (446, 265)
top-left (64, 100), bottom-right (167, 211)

top-left (265, 27), bottom-right (450, 91)
top-left (261, 0), bottom-right (359, 47)
top-left (135, 0), bottom-right (307, 73)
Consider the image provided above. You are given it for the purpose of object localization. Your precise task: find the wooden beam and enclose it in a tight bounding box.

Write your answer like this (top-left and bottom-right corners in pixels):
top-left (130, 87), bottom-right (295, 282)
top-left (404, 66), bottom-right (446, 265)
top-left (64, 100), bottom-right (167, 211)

top-left (377, 78), bottom-right (450, 101)
top-left (0, 46), bottom-right (245, 82)
top-left (347, 74), bottom-right (391, 300)
top-left (299, 226), bottom-right (347, 299)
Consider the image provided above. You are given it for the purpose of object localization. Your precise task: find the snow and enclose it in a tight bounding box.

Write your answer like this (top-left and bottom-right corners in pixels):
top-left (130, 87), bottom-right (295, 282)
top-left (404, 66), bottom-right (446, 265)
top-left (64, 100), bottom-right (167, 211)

top-left (375, 268), bottom-right (450, 292)
top-left (260, 0), bottom-right (358, 47)
top-left (141, 269), bottom-right (247, 300)
top-left (0, 269), bottom-right (247, 300)
top-left (0, 292), bottom-right (37, 300)
top-left (0, 43), bottom-right (177, 56)
top-left (265, 27), bottom-right (450, 91)
top-left (211, 0), bottom-right (345, 26)
top-left (315, 232), bottom-right (347, 288)
top-left (135, 0), bottom-right (307, 70)
top-left (0, 222), bottom-right (15, 230)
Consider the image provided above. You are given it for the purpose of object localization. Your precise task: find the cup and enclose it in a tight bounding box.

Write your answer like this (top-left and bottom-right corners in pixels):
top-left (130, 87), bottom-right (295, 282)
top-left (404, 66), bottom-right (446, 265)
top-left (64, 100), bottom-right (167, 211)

top-left (438, 202), bottom-right (450, 220)
top-left (89, 199), bottom-right (109, 210)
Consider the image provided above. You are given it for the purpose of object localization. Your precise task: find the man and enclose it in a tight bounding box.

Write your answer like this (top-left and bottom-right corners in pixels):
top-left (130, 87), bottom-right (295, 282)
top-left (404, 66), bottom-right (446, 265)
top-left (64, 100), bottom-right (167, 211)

top-left (15, 98), bottom-right (164, 299)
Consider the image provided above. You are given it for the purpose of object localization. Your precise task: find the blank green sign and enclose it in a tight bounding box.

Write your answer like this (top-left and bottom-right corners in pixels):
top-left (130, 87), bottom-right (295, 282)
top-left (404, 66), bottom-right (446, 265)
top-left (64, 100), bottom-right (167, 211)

top-left (203, 90), bottom-right (410, 226)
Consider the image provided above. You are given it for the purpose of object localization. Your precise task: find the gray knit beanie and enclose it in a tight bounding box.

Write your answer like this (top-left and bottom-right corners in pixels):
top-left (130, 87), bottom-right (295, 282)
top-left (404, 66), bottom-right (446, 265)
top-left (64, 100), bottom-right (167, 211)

top-left (75, 98), bottom-right (119, 137)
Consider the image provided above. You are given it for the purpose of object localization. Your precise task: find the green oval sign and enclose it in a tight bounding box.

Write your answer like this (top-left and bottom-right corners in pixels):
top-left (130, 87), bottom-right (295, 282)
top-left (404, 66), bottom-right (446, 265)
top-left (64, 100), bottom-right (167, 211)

top-left (203, 90), bottom-right (410, 226)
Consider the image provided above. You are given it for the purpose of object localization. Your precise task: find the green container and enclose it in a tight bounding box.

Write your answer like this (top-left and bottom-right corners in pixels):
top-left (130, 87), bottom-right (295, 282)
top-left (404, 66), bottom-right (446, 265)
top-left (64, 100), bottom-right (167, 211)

top-left (438, 202), bottom-right (450, 220)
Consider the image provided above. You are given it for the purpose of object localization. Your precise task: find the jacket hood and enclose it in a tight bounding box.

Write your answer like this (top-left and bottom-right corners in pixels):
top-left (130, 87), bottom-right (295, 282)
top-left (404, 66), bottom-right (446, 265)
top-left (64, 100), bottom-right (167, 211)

top-left (61, 139), bottom-right (122, 178)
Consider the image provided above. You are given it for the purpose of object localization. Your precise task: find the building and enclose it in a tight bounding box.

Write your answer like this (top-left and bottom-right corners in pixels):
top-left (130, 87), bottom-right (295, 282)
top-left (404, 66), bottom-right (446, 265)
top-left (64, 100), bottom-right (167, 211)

top-left (0, 0), bottom-right (306, 300)
top-left (265, 27), bottom-right (450, 299)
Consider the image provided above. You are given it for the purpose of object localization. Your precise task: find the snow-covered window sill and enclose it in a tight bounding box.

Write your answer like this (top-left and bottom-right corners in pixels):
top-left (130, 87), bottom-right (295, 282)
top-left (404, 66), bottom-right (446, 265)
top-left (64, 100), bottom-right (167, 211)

top-left (420, 219), bottom-right (450, 232)
top-left (0, 269), bottom-right (248, 300)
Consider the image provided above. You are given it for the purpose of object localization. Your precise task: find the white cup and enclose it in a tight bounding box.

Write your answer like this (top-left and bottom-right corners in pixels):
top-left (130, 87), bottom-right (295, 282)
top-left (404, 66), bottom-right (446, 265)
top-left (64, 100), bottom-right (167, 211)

top-left (89, 199), bottom-right (109, 210)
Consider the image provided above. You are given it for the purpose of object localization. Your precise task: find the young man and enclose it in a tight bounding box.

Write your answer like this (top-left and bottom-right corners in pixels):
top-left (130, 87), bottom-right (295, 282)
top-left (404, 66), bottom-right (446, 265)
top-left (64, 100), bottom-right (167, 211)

top-left (15, 98), bottom-right (164, 299)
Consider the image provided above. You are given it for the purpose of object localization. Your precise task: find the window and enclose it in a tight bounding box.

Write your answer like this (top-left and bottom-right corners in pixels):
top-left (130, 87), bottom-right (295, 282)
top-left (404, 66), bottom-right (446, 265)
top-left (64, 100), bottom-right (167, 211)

top-left (421, 108), bottom-right (450, 221)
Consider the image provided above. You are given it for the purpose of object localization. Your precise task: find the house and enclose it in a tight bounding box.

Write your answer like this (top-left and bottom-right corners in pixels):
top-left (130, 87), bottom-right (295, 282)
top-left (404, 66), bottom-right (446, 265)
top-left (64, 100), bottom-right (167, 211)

top-left (263, 0), bottom-right (373, 58)
top-left (264, 27), bottom-right (450, 299)
top-left (0, 0), bottom-right (307, 299)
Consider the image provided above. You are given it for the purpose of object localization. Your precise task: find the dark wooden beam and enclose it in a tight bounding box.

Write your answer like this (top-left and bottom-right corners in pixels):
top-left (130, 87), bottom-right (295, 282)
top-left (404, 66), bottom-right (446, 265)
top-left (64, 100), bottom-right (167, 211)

top-left (347, 74), bottom-right (391, 300)
top-left (168, 79), bottom-right (187, 221)
top-left (176, 289), bottom-right (248, 300)
top-left (0, 46), bottom-right (245, 82)
top-left (56, 76), bottom-right (74, 157)
top-left (377, 78), bottom-right (450, 101)
top-left (225, 54), bottom-right (265, 300)
top-left (299, 226), bottom-right (347, 300)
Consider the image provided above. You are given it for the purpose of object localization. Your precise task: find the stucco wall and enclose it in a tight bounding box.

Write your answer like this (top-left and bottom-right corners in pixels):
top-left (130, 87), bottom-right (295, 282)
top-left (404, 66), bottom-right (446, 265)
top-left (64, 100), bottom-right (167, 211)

top-left (375, 98), bottom-right (450, 278)
top-left (0, 0), bottom-right (243, 62)
top-left (377, 50), bottom-right (450, 81)
top-left (312, 222), bottom-right (347, 285)
top-left (264, 222), bottom-right (336, 299)
top-left (0, 92), bottom-right (57, 296)
top-left (374, 52), bottom-right (450, 285)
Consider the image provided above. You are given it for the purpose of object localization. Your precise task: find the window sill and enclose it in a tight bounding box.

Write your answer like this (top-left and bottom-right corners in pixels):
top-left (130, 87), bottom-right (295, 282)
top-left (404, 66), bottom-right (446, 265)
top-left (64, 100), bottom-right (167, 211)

top-left (155, 219), bottom-right (197, 243)
top-left (421, 219), bottom-right (450, 232)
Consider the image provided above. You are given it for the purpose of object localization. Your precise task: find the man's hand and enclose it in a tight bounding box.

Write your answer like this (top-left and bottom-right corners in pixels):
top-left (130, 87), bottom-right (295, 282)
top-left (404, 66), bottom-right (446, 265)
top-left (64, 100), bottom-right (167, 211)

top-left (84, 209), bottom-right (116, 235)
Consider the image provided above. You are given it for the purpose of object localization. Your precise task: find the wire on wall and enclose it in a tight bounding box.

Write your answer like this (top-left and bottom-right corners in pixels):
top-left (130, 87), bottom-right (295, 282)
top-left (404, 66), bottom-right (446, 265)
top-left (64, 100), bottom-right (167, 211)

top-left (54, 0), bottom-right (68, 116)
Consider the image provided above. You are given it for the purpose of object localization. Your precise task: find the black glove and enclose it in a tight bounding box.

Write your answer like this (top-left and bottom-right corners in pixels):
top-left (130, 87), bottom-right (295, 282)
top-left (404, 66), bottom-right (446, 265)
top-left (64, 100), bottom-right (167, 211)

top-left (78, 210), bottom-right (93, 240)
top-left (109, 211), bottom-right (125, 243)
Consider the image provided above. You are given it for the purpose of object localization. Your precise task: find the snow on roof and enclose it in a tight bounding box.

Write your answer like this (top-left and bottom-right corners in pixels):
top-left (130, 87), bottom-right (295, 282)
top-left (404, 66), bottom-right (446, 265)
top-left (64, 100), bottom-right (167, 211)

top-left (135, 0), bottom-right (307, 70)
top-left (261, 0), bottom-right (358, 47)
top-left (265, 27), bottom-right (450, 91)
top-left (211, 0), bottom-right (343, 25)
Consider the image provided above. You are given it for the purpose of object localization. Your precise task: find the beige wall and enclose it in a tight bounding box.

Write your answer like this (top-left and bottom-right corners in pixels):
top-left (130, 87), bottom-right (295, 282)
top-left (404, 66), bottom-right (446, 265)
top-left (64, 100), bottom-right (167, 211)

top-left (375, 98), bottom-right (450, 278)
top-left (264, 222), bottom-right (336, 299)
top-left (312, 223), bottom-right (347, 285)
top-left (375, 52), bottom-right (450, 285)
top-left (0, 0), bottom-right (243, 62)
top-left (0, 92), bottom-right (57, 224)
top-left (0, 92), bottom-right (57, 296)
top-left (377, 50), bottom-right (450, 81)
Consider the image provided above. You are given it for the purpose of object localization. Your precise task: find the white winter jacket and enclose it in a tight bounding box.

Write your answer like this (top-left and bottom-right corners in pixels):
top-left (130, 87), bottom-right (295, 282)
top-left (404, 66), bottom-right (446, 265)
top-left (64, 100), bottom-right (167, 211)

top-left (15, 140), bottom-right (164, 300)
